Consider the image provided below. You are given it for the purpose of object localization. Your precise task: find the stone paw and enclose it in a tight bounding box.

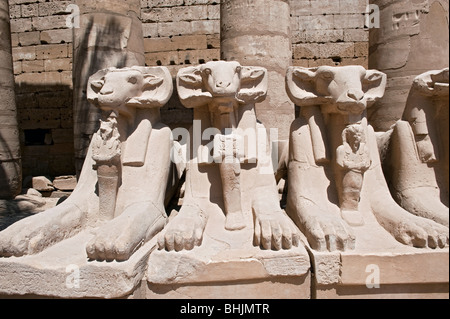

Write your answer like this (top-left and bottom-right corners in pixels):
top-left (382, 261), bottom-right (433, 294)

top-left (393, 216), bottom-right (449, 249)
top-left (86, 208), bottom-right (166, 261)
top-left (302, 211), bottom-right (356, 252)
top-left (157, 204), bottom-right (207, 252)
top-left (253, 211), bottom-right (301, 250)
top-left (0, 205), bottom-right (80, 257)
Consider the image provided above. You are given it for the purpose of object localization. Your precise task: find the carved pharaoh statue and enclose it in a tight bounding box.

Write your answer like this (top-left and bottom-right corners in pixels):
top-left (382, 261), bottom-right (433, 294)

top-left (157, 61), bottom-right (301, 252)
top-left (0, 66), bottom-right (174, 262)
top-left (285, 65), bottom-right (449, 252)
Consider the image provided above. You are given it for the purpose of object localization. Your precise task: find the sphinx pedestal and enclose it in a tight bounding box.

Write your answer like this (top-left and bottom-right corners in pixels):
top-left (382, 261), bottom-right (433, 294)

top-left (138, 203), bottom-right (311, 299)
top-left (0, 228), bottom-right (155, 298)
top-left (310, 209), bottom-right (449, 299)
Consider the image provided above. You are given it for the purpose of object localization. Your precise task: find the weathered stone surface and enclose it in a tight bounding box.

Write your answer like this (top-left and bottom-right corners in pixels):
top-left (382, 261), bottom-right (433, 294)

top-left (0, 231), bottom-right (156, 298)
top-left (285, 65), bottom-right (448, 251)
top-left (53, 176), bottom-right (77, 191)
top-left (369, 0), bottom-right (449, 131)
top-left (0, 67), bottom-right (174, 266)
top-left (384, 68), bottom-right (449, 228)
top-left (72, 0), bottom-right (145, 175)
top-left (220, 0), bottom-right (294, 142)
top-left (31, 176), bottom-right (54, 192)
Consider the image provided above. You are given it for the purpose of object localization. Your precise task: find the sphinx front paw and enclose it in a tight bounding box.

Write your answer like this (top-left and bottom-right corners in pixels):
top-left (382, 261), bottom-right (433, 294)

top-left (157, 204), bottom-right (207, 252)
top-left (253, 211), bottom-right (301, 251)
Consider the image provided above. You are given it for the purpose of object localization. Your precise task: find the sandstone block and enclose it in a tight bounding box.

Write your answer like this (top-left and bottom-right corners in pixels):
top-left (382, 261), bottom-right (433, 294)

top-left (31, 176), bottom-right (54, 192)
top-left (53, 176), bottom-right (77, 191)
top-left (13, 61), bottom-right (22, 75)
top-left (142, 23), bottom-right (158, 37)
top-left (21, 3), bottom-right (38, 18)
top-left (339, 0), bottom-right (368, 14)
top-left (334, 13), bottom-right (365, 29)
top-left (157, 21), bottom-right (192, 37)
top-left (319, 42), bottom-right (355, 58)
top-left (36, 44), bottom-right (68, 60)
top-left (12, 46), bottom-right (36, 61)
top-left (171, 5), bottom-right (207, 22)
top-left (141, 7), bottom-right (173, 23)
top-left (31, 15), bottom-right (67, 31)
top-left (21, 59), bottom-right (44, 73)
top-left (38, 1), bottom-right (72, 17)
top-left (145, 0), bottom-right (184, 8)
top-left (40, 29), bottom-right (73, 44)
top-left (304, 29), bottom-right (344, 43)
top-left (344, 29), bottom-right (369, 42)
top-left (10, 18), bottom-right (32, 33)
top-left (298, 15), bottom-right (334, 31)
top-left (190, 19), bottom-right (219, 34)
top-left (9, 5), bottom-right (21, 19)
top-left (293, 43), bottom-right (320, 59)
top-left (44, 58), bottom-right (72, 72)
top-left (18, 31), bottom-right (40, 46)
top-left (144, 35), bottom-right (207, 53)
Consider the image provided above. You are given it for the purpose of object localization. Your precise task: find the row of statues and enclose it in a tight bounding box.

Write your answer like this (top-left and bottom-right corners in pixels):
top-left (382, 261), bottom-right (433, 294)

top-left (0, 61), bottom-right (448, 262)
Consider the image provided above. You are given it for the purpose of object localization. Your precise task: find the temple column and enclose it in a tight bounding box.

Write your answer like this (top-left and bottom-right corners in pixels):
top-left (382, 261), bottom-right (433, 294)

top-left (0, 0), bottom-right (21, 199)
top-left (220, 0), bottom-right (294, 142)
top-left (369, 0), bottom-right (449, 131)
top-left (72, 0), bottom-right (145, 175)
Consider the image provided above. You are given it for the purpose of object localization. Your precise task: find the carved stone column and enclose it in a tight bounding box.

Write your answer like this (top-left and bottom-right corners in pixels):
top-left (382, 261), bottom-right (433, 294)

top-left (369, 0), bottom-right (449, 131)
top-left (0, 0), bottom-right (21, 199)
top-left (73, 0), bottom-right (145, 175)
top-left (220, 0), bottom-right (294, 141)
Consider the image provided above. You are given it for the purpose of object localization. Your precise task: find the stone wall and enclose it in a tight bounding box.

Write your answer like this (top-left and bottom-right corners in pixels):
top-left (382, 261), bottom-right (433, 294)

top-left (9, 0), bottom-right (73, 178)
top-left (291, 0), bottom-right (369, 68)
top-left (8, 0), bottom-right (370, 179)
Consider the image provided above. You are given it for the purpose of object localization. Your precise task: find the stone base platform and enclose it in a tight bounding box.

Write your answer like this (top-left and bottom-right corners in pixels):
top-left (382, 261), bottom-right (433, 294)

top-left (309, 209), bottom-right (449, 299)
top-left (0, 228), bottom-right (156, 299)
top-left (0, 206), bottom-right (447, 299)
top-left (139, 246), bottom-right (311, 299)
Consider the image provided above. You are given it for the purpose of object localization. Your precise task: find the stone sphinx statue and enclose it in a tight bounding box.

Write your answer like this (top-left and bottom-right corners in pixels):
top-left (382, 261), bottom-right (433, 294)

top-left (157, 61), bottom-right (301, 252)
top-left (285, 65), bottom-right (449, 252)
top-left (0, 66), bottom-right (174, 262)
top-left (386, 67), bottom-right (449, 227)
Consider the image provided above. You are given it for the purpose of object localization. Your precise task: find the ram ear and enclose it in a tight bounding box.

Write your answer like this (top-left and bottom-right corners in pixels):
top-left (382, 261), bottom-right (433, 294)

top-left (412, 68), bottom-right (450, 97)
top-left (286, 67), bottom-right (332, 106)
top-left (176, 66), bottom-right (212, 108)
top-left (126, 66), bottom-right (173, 108)
top-left (363, 70), bottom-right (387, 106)
top-left (87, 68), bottom-right (110, 107)
top-left (236, 66), bottom-right (268, 104)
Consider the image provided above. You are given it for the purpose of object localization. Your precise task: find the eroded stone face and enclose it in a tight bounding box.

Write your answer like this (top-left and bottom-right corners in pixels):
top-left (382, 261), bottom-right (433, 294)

top-left (285, 65), bottom-right (449, 252)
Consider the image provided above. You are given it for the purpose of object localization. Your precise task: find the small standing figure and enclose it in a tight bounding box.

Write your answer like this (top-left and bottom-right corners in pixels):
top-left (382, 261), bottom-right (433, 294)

top-left (92, 113), bottom-right (121, 165)
top-left (91, 113), bottom-right (122, 222)
top-left (336, 123), bottom-right (371, 226)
